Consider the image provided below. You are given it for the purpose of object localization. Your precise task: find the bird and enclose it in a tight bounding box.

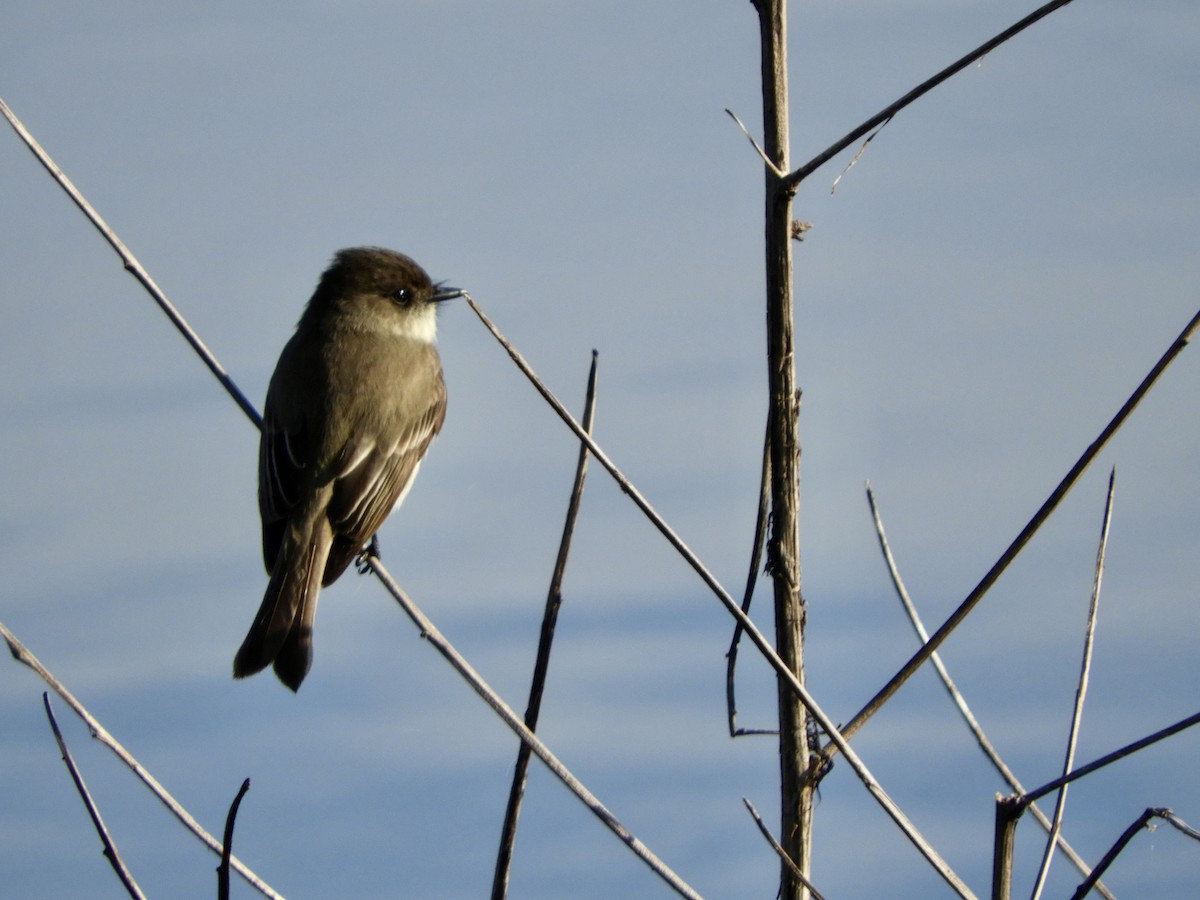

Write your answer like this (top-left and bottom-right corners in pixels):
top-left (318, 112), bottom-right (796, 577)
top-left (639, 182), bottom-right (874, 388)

top-left (234, 247), bottom-right (461, 691)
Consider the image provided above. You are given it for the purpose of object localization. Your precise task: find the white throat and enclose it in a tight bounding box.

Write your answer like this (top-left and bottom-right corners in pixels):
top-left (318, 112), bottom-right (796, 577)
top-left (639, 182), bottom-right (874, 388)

top-left (360, 302), bottom-right (437, 343)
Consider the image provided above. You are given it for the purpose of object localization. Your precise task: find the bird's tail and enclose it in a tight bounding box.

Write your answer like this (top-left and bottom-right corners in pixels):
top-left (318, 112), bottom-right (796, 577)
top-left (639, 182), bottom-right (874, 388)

top-left (233, 520), bottom-right (332, 691)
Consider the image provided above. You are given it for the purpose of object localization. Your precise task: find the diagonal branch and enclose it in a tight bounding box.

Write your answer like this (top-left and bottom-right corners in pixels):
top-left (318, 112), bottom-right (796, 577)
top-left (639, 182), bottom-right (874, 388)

top-left (1068, 808), bottom-right (1200, 900)
top-left (42, 694), bottom-right (147, 900)
top-left (828, 304), bottom-right (1200, 760)
top-left (363, 554), bottom-right (703, 900)
top-left (1021, 710), bottom-right (1200, 809)
top-left (0, 96), bottom-right (262, 429)
top-left (783, 0), bottom-right (1079, 190)
top-left (742, 798), bottom-right (827, 900)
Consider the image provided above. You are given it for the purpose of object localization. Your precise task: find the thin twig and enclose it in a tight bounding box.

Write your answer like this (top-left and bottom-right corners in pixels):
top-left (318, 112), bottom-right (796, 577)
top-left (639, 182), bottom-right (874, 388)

top-left (724, 108), bottom-right (784, 177)
top-left (219, 779), bottom-right (252, 900)
top-left (742, 798), bottom-right (827, 900)
top-left (1067, 808), bottom-right (1173, 900)
top-left (1068, 809), bottom-right (1200, 900)
top-left (830, 305), bottom-right (1200, 760)
top-left (1, 622), bottom-right (282, 899)
top-left (1160, 811), bottom-right (1200, 842)
top-left (1021, 710), bottom-right (1200, 808)
top-left (828, 115), bottom-right (892, 194)
top-left (0, 96), bottom-right (262, 428)
top-left (492, 351), bottom-right (599, 900)
top-left (783, 0), bottom-right (1078, 189)
top-left (1030, 469), bottom-right (1115, 900)
top-left (865, 483), bottom-right (1115, 900)
top-left (363, 555), bottom-right (703, 900)
top-left (42, 694), bottom-right (147, 900)
top-left (725, 418), bottom-right (776, 737)
top-left (462, 293), bottom-right (977, 898)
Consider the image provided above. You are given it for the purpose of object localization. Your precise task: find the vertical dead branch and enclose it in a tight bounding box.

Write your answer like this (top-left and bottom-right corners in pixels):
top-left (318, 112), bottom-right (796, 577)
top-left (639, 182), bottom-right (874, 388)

top-left (492, 352), bottom-right (599, 900)
top-left (219, 779), bottom-right (252, 900)
top-left (991, 795), bottom-right (1023, 900)
top-left (750, 1), bottom-right (811, 897)
top-left (1030, 469), bottom-right (1115, 899)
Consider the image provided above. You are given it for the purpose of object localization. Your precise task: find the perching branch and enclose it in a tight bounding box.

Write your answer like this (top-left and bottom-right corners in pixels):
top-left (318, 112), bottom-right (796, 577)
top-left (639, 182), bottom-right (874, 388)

top-left (0, 96), bottom-right (262, 429)
top-left (0, 93), bottom-right (724, 898)
top-left (42, 694), bottom-right (147, 900)
top-left (462, 293), bottom-right (976, 898)
top-left (1, 89), bottom-right (975, 893)
top-left (362, 553), bottom-right (703, 900)
top-left (492, 351), bottom-right (599, 900)
top-left (749, 4), bottom-right (810, 896)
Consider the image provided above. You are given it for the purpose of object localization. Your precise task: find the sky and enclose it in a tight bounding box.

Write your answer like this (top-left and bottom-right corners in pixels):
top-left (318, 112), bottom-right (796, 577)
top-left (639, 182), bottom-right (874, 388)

top-left (2, 2), bottom-right (1198, 897)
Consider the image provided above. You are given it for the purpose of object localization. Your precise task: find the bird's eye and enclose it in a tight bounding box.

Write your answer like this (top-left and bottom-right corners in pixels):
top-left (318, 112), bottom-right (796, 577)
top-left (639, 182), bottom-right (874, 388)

top-left (391, 287), bottom-right (409, 303)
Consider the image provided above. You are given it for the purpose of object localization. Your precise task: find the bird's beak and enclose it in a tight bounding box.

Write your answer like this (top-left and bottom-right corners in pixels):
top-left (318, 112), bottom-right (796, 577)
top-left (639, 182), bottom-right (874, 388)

top-left (432, 281), bottom-right (464, 303)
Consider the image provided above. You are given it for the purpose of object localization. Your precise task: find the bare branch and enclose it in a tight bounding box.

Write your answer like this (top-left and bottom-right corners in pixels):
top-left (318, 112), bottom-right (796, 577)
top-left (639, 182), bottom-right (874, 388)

top-left (866, 483), bottom-right (1115, 899)
top-left (362, 554), bottom-right (703, 900)
top-left (1030, 469), bottom-right (1116, 900)
top-left (461, 293), bottom-right (976, 898)
top-left (1, 622), bottom-right (282, 898)
top-left (724, 108), bottom-right (784, 177)
top-left (218, 779), bottom-right (252, 900)
top-left (0, 96), bottom-right (262, 429)
top-left (492, 352), bottom-right (599, 900)
top-left (725, 419), bottom-right (775, 738)
top-left (832, 304), bottom-right (1200, 757)
top-left (1021, 710), bottom-right (1200, 809)
top-left (42, 694), bottom-right (146, 900)
top-left (783, 0), bottom-right (1079, 190)
top-left (1067, 808), bottom-right (1194, 900)
top-left (828, 116), bottom-right (892, 194)
top-left (742, 798), bottom-right (827, 900)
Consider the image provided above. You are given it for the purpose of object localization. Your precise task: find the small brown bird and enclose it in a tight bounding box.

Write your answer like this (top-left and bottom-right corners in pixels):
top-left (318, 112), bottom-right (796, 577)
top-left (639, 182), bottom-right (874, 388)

top-left (234, 247), bottom-right (461, 691)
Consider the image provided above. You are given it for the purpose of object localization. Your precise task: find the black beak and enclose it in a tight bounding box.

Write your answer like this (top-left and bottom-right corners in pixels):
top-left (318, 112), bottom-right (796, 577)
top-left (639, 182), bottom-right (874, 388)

top-left (432, 281), bottom-right (464, 303)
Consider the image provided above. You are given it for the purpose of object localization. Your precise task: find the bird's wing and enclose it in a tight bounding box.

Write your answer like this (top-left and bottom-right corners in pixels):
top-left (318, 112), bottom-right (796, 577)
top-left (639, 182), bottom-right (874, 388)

top-left (321, 395), bottom-right (446, 583)
top-left (258, 394), bottom-right (310, 573)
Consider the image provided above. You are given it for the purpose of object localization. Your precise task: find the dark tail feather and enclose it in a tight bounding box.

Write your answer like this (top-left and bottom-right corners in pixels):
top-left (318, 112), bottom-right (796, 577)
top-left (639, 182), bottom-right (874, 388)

top-left (234, 523), bottom-right (330, 691)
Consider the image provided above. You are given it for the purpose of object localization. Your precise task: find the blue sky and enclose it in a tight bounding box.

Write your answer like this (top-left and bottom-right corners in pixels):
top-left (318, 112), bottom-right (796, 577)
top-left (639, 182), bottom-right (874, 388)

top-left (2, 2), bottom-right (1198, 897)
